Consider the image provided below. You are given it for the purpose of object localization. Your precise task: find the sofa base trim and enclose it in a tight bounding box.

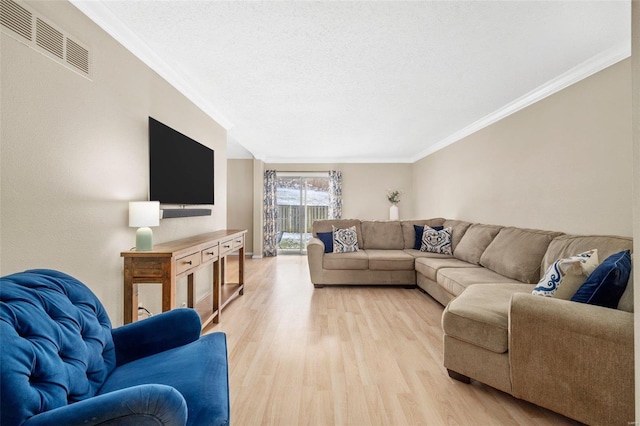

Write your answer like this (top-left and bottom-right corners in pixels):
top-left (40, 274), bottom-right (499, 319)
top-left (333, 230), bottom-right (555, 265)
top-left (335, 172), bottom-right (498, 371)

top-left (416, 273), bottom-right (455, 306)
top-left (447, 369), bottom-right (471, 384)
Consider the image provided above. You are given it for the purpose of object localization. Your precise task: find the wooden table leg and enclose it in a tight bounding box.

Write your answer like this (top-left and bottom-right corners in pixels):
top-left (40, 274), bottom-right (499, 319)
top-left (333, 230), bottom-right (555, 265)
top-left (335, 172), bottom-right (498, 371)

top-left (213, 258), bottom-right (221, 323)
top-left (123, 258), bottom-right (136, 324)
top-left (161, 260), bottom-right (176, 313)
top-left (221, 256), bottom-right (226, 286)
top-left (239, 246), bottom-right (245, 295)
top-left (187, 273), bottom-right (195, 308)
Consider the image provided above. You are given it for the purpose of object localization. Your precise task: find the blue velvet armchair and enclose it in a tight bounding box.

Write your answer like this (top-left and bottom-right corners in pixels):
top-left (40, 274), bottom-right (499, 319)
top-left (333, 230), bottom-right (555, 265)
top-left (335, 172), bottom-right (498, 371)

top-left (0, 269), bottom-right (230, 426)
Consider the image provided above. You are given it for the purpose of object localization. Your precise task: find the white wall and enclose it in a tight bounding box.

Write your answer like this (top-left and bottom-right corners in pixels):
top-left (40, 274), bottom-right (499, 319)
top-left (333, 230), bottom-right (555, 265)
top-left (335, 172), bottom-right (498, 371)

top-left (1, 0), bottom-right (227, 325)
top-left (412, 59), bottom-right (633, 237)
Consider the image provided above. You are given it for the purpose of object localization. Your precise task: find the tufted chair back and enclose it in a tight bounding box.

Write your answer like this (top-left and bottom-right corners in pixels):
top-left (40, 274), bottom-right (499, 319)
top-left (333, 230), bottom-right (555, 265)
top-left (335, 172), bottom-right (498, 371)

top-left (1, 269), bottom-right (116, 425)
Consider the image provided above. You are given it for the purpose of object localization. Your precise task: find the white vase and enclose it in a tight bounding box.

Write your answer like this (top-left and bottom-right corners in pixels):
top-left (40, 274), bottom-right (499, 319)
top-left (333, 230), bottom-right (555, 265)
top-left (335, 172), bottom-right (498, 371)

top-left (389, 204), bottom-right (399, 220)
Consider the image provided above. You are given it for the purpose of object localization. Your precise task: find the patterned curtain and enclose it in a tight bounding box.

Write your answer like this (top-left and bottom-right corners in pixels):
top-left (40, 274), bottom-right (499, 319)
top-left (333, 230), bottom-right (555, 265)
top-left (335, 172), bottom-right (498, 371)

top-left (328, 170), bottom-right (343, 219)
top-left (263, 170), bottom-right (278, 257)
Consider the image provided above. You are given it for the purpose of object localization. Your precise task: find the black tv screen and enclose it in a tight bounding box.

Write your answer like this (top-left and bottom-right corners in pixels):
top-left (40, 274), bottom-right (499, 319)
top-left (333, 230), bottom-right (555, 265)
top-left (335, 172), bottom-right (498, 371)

top-left (149, 117), bottom-right (214, 205)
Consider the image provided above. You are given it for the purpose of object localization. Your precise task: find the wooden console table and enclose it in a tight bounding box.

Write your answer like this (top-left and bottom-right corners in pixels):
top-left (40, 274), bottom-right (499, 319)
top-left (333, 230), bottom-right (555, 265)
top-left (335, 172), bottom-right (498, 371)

top-left (121, 229), bottom-right (247, 328)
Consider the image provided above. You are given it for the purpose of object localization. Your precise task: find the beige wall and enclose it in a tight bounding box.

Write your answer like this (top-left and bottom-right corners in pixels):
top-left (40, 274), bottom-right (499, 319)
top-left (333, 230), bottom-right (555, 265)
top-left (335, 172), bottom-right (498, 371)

top-left (412, 58), bottom-right (633, 237)
top-left (1, 0), bottom-right (227, 325)
top-left (227, 159), bottom-right (254, 254)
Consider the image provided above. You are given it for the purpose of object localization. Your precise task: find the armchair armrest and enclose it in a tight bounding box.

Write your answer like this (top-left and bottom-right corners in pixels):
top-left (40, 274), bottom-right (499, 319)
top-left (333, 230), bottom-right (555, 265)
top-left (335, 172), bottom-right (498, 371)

top-left (112, 308), bottom-right (202, 366)
top-left (509, 294), bottom-right (633, 425)
top-left (23, 384), bottom-right (187, 426)
top-left (306, 237), bottom-right (325, 285)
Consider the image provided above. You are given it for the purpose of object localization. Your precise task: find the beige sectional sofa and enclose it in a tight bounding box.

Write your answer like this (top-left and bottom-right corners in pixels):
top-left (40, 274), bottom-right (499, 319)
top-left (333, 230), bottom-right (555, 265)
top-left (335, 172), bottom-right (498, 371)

top-left (307, 218), bottom-right (634, 425)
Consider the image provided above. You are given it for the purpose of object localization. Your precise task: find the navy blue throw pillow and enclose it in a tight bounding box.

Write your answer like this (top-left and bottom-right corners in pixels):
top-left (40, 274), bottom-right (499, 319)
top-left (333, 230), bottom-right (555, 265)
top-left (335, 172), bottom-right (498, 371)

top-left (571, 250), bottom-right (632, 309)
top-left (317, 232), bottom-right (334, 253)
top-left (413, 225), bottom-right (444, 250)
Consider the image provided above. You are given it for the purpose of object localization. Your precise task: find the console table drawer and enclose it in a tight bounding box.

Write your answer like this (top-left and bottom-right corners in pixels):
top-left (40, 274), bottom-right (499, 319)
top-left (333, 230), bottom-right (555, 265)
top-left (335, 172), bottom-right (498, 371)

top-left (176, 252), bottom-right (201, 275)
top-left (220, 239), bottom-right (234, 256)
top-left (201, 245), bottom-right (219, 263)
top-left (131, 258), bottom-right (164, 278)
top-left (232, 235), bottom-right (244, 249)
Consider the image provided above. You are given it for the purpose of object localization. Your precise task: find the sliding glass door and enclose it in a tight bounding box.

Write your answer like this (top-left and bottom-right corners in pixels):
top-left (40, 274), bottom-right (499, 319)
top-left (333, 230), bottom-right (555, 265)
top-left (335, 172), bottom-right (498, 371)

top-left (276, 173), bottom-right (329, 254)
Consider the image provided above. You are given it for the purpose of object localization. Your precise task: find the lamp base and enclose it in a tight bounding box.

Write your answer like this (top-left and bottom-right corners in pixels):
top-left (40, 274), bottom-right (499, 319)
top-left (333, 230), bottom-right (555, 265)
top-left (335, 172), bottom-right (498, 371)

top-left (136, 227), bottom-right (153, 251)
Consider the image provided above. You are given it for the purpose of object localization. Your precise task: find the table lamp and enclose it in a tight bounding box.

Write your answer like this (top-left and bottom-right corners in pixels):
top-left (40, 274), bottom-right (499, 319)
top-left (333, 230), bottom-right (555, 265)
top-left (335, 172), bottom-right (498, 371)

top-left (129, 201), bottom-right (160, 251)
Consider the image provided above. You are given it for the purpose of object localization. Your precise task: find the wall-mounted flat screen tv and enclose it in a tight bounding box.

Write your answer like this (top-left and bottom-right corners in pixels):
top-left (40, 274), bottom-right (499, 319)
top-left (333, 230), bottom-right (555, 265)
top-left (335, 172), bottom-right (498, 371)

top-left (149, 117), bottom-right (214, 205)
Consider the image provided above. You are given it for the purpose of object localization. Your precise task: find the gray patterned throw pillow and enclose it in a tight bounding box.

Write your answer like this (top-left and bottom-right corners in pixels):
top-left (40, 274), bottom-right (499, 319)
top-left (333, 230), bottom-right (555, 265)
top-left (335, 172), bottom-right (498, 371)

top-left (332, 225), bottom-right (359, 253)
top-left (420, 226), bottom-right (453, 255)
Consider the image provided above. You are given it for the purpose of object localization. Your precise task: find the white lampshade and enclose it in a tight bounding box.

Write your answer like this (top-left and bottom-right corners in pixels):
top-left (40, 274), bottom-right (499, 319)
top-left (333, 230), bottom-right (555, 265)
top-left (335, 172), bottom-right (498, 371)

top-left (129, 201), bottom-right (160, 227)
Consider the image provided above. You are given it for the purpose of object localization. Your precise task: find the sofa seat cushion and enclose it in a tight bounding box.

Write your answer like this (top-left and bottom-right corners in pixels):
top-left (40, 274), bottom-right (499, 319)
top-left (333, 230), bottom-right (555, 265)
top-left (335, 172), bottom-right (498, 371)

top-left (437, 267), bottom-right (523, 296)
top-left (323, 250), bottom-right (369, 270)
top-left (415, 257), bottom-right (480, 281)
top-left (367, 250), bottom-right (415, 271)
top-left (403, 249), bottom-right (455, 260)
top-left (99, 332), bottom-right (230, 426)
top-left (442, 284), bottom-right (535, 353)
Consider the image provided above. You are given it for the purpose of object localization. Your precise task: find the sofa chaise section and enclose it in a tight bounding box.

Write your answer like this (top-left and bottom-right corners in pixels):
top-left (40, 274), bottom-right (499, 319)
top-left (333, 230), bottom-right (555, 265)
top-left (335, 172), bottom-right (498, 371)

top-left (441, 234), bottom-right (634, 425)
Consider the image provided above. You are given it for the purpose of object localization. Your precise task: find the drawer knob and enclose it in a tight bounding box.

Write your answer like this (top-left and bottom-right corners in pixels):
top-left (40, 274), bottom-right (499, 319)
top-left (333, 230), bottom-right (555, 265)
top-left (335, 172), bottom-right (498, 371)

top-left (207, 251), bottom-right (215, 255)
top-left (224, 245), bottom-right (231, 248)
top-left (185, 260), bottom-right (192, 265)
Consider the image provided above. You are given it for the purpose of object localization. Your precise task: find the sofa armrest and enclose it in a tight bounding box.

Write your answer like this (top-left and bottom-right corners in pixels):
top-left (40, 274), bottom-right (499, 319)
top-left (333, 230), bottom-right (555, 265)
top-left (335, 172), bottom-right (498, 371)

top-left (112, 308), bottom-right (202, 366)
top-left (306, 237), bottom-right (325, 285)
top-left (509, 294), bottom-right (633, 425)
top-left (23, 384), bottom-right (187, 426)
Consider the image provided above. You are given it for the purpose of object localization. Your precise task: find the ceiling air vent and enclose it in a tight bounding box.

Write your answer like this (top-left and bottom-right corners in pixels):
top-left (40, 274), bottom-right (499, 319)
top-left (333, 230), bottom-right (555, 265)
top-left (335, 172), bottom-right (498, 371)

top-left (1, 0), bottom-right (91, 79)
top-left (36, 17), bottom-right (63, 59)
top-left (0, 0), bottom-right (32, 41)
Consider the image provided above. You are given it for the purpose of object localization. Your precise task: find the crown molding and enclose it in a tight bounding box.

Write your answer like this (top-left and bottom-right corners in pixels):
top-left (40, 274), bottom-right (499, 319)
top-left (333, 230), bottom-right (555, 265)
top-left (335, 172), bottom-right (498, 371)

top-left (259, 156), bottom-right (414, 164)
top-left (410, 42), bottom-right (631, 163)
top-left (69, 0), bottom-right (233, 130)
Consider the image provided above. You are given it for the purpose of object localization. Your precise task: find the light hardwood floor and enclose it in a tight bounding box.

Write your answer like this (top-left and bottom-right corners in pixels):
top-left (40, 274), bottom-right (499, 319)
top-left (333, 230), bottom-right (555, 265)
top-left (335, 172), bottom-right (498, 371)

top-left (204, 255), bottom-right (578, 426)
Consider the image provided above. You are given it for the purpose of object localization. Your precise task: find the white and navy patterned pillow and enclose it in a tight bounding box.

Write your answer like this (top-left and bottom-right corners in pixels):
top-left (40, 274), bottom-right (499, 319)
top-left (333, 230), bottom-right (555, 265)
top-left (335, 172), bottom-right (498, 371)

top-left (332, 226), bottom-right (359, 253)
top-left (420, 226), bottom-right (452, 255)
top-left (532, 249), bottom-right (599, 297)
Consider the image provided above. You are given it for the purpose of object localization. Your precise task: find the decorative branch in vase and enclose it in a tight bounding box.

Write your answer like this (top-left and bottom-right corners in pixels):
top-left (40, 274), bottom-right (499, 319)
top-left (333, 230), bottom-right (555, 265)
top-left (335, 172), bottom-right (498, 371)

top-left (386, 189), bottom-right (401, 220)
top-left (387, 189), bottom-right (402, 205)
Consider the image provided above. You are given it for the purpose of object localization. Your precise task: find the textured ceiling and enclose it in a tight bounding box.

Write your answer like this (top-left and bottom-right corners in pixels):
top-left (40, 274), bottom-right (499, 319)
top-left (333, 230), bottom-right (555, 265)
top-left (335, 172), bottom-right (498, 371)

top-left (71, 1), bottom-right (630, 163)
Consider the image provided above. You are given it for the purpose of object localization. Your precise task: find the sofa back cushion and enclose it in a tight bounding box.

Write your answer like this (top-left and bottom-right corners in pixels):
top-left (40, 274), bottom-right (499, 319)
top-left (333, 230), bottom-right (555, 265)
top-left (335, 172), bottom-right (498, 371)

top-left (454, 223), bottom-right (503, 265)
top-left (361, 221), bottom-right (404, 250)
top-left (480, 227), bottom-right (563, 283)
top-left (542, 234), bottom-right (633, 312)
top-left (313, 219), bottom-right (364, 248)
top-left (400, 218), bottom-right (446, 249)
top-left (0, 269), bottom-right (116, 425)
top-left (442, 219), bottom-right (473, 251)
